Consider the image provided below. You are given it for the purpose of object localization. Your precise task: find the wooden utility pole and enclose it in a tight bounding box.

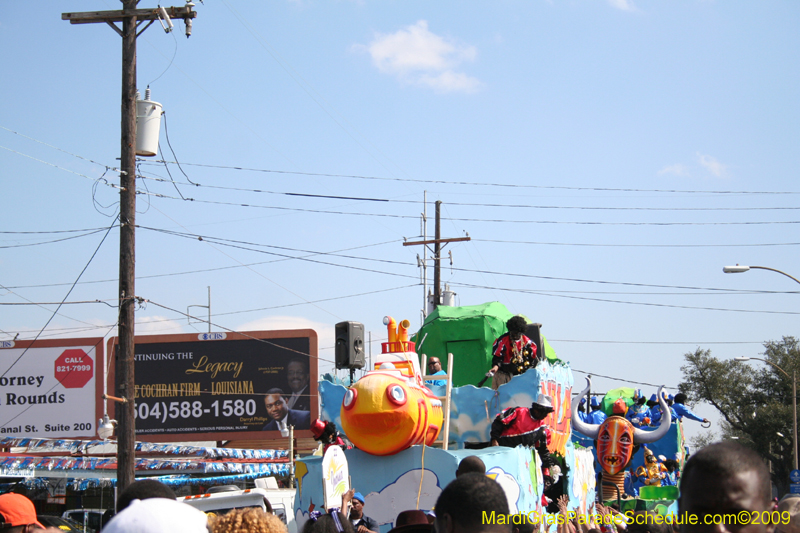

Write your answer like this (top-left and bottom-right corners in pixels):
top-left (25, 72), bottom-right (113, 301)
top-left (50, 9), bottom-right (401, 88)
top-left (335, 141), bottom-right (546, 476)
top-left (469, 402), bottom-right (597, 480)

top-left (62, 2), bottom-right (197, 494)
top-left (404, 201), bottom-right (470, 310)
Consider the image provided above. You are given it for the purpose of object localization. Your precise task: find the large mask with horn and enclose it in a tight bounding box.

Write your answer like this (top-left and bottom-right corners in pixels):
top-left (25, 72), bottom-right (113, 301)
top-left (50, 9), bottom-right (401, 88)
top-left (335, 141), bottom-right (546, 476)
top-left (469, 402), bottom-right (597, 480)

top-left (571, 378), bottom-right (672, 475)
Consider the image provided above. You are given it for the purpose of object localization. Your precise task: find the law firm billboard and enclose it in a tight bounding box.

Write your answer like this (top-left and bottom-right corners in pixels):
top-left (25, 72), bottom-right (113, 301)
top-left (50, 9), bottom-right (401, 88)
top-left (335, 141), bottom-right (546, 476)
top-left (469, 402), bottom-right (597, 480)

top-left (107, 329), bottom-right (318, 441)
top-left (0, 338), bottom-right (104, 439)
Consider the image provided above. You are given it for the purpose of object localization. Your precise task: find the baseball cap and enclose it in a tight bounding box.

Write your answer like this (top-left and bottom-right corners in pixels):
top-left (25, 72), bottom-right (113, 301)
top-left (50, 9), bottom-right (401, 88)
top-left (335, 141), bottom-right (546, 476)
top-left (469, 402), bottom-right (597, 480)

top-left (103, 497), bottom-right (208, 533)
top-left (0, 493), bottom-right (45, 528)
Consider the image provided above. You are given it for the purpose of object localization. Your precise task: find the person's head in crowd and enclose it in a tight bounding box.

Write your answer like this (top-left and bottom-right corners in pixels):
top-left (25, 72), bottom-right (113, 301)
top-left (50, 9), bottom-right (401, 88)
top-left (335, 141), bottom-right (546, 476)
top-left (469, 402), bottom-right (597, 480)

top-left (209, 508), bottom-right (287, 533)
top-left (511, 513), bottom-right (538, 533)
top-left (350, 492), bottom-right (367, 520)
top-left (428, 358), bottom-right (442, 374)
top-left (116, 478), bottom-right (177, 512)
top-left (679, 441), bottom-right (773, 533)
top-left (287, 360), bottom-right (310, 394)
top-left (776, 495), bottom-right (800, 533)
top-left (456, 456), bottom-right (486, 477)
top-left (0, 493), bottom-right (45, 532)
top-left (674, 393), bottom-right (689, 405)
top-left (389, 510), bottom-right (433, 533)
top-left (636, 396), bottom-right (647, 406)
top-left (303, 511), bottom-right (356, 533)
top-left (103, 497), bottom-right (208, 533)
top-left (434, 473), bottom-right (510, 533)
top-left (265, 388), bottom-right (290, 420)
top-left (625, 513), bottom-right (672, 533)
top-left (506, 316), bottom-right (527, 342)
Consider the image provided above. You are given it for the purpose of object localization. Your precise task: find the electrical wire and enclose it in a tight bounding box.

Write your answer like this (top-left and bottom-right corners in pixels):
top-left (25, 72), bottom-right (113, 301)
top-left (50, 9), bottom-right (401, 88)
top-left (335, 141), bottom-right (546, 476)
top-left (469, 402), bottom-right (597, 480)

top-left (0, 220), bottom-right (117, 378)
top-left (131, 188), bottom-right (800, 225)
top-left (448, 281), bottom-right (800, 315)
top-left (135, 173), bottom-right (800, 211)
top-left (0, 145), bottom-right (122, 189)
top-left (1, 239), bottom-right (400, 290)
top-left (136, 225), bottom-right (800, 294)
top-left (472, 238), bottom-right (800, 248)
top-left (0, 229), bottom-right (109, 249)
top-left (1, 126), bottom-right (121, 174)
top-left (144, 160), bottom-right (800, 195)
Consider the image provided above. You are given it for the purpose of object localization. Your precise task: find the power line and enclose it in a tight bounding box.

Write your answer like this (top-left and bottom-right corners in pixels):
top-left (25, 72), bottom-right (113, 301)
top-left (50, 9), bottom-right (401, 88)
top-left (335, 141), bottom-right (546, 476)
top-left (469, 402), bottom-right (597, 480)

top-left (135, 173), bottom-right (800, 211)
top-left (132, 188), bottom-right (800, 226)
top-left (0, 220), bottom-right (117, 378)
top-left (472, 238), bottom-right (800, 248)
top-left (139, 225), bottom-right (800, 294)
top-left (0, 145), bottom-right (121, 190)
top-left (449, 281), bottom-right (800, 315)
top-left (1, 239), bottom-right (399, 290)
top-left (143, 160), bottom-right (800, 195)
top-left (0, 229), bottom-right (109, 249)
top-left (1, 125), bottom-right (121, 173)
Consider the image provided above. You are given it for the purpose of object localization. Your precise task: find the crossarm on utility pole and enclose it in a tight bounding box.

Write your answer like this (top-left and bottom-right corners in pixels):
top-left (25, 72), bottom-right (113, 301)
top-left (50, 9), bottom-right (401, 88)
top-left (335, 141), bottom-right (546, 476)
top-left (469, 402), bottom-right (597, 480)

top-left (62, 7), bottom-right (197, 24)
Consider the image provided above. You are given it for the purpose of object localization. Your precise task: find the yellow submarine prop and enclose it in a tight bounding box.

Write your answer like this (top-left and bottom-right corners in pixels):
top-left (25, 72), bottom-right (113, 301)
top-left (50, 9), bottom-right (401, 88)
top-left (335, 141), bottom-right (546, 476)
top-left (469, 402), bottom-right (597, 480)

top-left (340, 316), bottom-right (444, 456)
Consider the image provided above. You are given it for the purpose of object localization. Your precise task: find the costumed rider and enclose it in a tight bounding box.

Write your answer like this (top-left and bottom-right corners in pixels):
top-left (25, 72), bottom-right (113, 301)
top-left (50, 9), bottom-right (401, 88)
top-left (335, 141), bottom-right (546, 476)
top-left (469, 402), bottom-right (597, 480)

top-left (576, 397), bottom-right (589, 423)
top-left (672, 393), bottom-right (709, 425)
top-left (648, 392), bottom-right (677, 426)
top-left (634, 446), bottom-right (668, 487)
top-left (490, 393), bottom-right (555, 487)
top-left (486, 316), bottom-right (540, 391)
top-left (588, 396), bottom-right (607, 424)
top-left (626, 392), bottom-right (650, 428)
top-left (310, 418), bottom-right (350, 453)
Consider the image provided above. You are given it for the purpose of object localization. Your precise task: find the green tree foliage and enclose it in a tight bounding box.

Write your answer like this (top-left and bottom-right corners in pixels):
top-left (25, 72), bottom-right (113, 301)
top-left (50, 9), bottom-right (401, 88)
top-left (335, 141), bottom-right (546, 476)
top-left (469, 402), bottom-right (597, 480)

top-left (679, 336), bottom-right (799, 496)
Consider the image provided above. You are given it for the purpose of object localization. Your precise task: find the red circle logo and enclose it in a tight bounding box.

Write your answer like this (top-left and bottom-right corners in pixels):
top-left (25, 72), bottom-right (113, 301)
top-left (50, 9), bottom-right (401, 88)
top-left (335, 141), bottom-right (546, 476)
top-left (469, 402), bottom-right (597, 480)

top-left (54, 349), bottom-right (94, 389)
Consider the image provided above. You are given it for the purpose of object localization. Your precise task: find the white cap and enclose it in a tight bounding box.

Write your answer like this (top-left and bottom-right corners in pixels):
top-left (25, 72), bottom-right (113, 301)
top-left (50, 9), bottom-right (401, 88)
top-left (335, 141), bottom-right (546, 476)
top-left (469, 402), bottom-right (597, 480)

top-left (103, 498), bottom-right (208, 533)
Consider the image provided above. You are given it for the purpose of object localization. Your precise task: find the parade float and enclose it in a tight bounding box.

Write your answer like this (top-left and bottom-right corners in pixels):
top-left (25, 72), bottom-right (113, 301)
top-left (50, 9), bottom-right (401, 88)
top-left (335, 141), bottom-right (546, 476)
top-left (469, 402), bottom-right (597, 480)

top-left (295, 302), bottom-right (684, 532)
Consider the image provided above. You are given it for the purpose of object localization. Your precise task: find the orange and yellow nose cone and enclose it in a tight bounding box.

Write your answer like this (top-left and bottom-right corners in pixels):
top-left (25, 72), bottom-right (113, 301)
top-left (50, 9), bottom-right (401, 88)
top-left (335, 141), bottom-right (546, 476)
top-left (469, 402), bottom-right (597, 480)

top-left (340, 372), bottom-right (443, 456)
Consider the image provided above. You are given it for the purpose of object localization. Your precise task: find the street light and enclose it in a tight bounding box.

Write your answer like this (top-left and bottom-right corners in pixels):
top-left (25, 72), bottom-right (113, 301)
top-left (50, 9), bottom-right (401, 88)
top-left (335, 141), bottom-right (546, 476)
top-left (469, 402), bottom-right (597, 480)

top-left (734, 356), bottom-right (798, 470)
top-left (723, 265), bottom-right (800, 285)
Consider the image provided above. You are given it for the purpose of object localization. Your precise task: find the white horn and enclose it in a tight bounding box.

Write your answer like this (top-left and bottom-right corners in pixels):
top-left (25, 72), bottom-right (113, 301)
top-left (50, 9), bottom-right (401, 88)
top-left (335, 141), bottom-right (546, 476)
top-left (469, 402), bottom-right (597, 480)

top-left (572, 377), bottom-right (601, 440)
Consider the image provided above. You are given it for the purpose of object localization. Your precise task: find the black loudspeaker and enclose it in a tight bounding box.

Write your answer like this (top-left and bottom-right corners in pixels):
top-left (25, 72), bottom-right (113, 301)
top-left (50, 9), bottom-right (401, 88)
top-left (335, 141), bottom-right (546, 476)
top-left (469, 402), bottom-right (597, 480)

top-left (335, 321), bottom-right (365, 370)
top-left (525, 322), bottom-right (545, 360)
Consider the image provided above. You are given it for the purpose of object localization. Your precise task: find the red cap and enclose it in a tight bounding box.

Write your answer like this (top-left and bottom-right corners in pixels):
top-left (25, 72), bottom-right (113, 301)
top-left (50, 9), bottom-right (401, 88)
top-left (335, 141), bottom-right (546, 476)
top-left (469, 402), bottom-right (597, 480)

top-left (0, 493), bottom-right (45, 528)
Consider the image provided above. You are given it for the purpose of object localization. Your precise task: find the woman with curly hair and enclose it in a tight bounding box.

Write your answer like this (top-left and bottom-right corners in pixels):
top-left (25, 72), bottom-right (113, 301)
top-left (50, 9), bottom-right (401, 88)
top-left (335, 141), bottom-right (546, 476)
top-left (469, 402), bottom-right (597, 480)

top-left (208, 508), bottom-right (288, 533)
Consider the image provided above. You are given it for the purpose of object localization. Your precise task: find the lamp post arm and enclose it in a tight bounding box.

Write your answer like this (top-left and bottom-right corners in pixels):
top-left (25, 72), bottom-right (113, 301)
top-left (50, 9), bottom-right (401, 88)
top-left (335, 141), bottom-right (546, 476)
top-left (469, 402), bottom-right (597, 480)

top-left (748, 266), bottom-right (800, 286)
top-left (746, 356), bottom-right (792, 379)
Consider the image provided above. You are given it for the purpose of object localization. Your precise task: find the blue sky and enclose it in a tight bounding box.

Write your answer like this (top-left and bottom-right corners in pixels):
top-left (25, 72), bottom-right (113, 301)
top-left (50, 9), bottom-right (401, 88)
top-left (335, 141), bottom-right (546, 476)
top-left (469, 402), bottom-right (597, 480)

top-left (1, 0), bottom-right (799, 445)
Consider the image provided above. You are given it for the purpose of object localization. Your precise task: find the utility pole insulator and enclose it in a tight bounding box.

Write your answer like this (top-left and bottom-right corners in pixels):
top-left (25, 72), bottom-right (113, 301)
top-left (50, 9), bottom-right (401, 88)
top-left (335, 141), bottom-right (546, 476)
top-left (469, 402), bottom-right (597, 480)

top-left (403, 201), bottom-right (470, 310)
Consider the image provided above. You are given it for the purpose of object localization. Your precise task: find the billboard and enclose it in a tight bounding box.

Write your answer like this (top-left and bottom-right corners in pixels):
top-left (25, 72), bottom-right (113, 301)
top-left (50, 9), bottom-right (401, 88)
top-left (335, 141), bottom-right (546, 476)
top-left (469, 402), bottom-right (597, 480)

top-left (0, 338), bottom-right (104, 439)
top-left (107, 330), bottom-right (318, 441)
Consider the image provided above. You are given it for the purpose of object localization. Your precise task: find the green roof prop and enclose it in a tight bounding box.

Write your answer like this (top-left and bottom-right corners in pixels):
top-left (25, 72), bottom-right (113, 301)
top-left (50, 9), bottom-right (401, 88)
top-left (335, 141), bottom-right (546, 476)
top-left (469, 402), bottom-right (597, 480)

top-left (412, 301), bottom-right (557, 388)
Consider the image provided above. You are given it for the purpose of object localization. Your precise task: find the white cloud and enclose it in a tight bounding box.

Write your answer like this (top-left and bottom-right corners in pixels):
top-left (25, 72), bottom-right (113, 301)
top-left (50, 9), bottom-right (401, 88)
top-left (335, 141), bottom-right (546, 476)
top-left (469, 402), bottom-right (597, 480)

top-left (364, 469), bottom-right (442, 523)
top-left (136, 315), bottom-right (187, 335)
top-left (355, 20), bottom-right (481, 93)
top-left (696, 153), bottom-right (727, 178)
top-left (608, 0), bottom-right (636, 11)
top-left (658, 164), bottom-right (690, 177)
top-left (487, 467), bottom-right (521, 514)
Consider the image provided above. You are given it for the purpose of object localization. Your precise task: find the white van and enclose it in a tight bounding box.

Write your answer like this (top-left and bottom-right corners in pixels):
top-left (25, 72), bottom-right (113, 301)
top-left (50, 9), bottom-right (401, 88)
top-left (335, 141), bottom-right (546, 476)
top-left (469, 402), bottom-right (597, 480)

top-left (180, 477), bottom-right (297, 533)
